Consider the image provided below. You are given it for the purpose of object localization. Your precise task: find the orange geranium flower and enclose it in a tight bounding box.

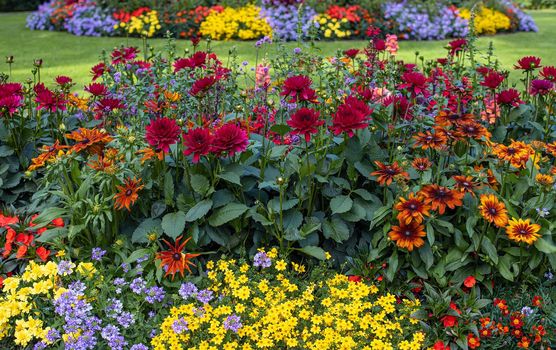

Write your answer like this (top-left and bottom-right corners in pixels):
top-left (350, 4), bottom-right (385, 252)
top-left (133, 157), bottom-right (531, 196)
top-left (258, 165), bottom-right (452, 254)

top-left (420, 184), bottom-right (464, 214)
top-left (413, 130), bottom-right (447, 150)
top-left (478, 194), bottom-right (508, 228)
top-left (114, 177), bottom-right (144, 211)
top-left (156, 236), bottom-right (200, 279)
top-left (370, 161), bottom-right (409, 186)
top-left (506, 218), bottom-right (541, 245)
top-left (395, 193), bottom-right (430, 224)
top-left (66, 127), bottom-right (113, 155)
top-left (388, 221), bottom-right (426, 251)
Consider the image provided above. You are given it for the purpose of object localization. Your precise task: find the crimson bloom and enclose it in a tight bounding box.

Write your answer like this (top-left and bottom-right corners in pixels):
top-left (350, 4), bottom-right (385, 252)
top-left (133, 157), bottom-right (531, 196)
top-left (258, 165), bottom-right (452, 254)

top-left (480, 71), bottom-right (505, 89)
top-left (280, 75), bottom-right (317, 103)
top-left (287, 108), bottom-right (323, 142)
top-left (55, 75), bottom-right (72, 86)
top-left (330, 96), bottom-right (372, 137)
top-left (183, 128), bottom-right (213, 163)
top-left (540, 65), bottom-right (556, 82)
top-left (111, 46), bottom-right (139, 64)
top-left (448, 38), bottom-right (467, 56)
top-left (91, 62), bottom-right (106, 81)
top-left (344, 49), bottom-right (359, 58)
top-left (174, 52), bottom-right (217, 72)
top-left (530, 79), bottom-right (554, 96)
top-left (212, 123), bottom-right (249, 157)
top-left (497, 89), bottom-right (522, 107)
top-left (34, 83), bottom-right (67, 113)
top-left (85, 83), bottom-right (108, 97)
top-left (464, 275), bottom-right (476, 288)
top-left (145, 117), bottom-right (181, 152)
top-left (190, 76), bottom-right (217, 96)
top-left (398, 71), bottom-right (428, 96)
top-left (373, 38), bottom-right (386, 51)
top-left (514, 56), bottom-right (542, 71)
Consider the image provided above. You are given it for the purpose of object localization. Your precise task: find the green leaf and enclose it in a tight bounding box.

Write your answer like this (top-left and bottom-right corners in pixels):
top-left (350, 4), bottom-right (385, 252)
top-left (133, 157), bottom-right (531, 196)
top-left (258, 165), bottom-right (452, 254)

top-left (269, 144), bottom-right (289, 159)
top-left (297, 246), bottom-right (327, 260)
top-left (330, 195), bottom-right (353, 214)
top-left (185, 199), bottom-right (213, 222)
top-left (218, 164), bottom-right (244, 186)
top-left (161, 211), bottom-right (187, 239)
top-left (300, 217), bottom-right (321, 238)
top-left (322, 216), bottom-right (350, 243)
top-left (481, 236), bottom-right (499, 264)
top-left (126, 249), bottom-right (151, 264)
top-left (534, 237), bottom-right (556, 254)
top-left (32, 207), bottom-right (67, 229)
top-left (418, 243), bottom-right (434, 269)
top-left (269, 124), bottom-right (291, 136)
top-left (0, 145), bottom-right (14, 157)
top-left (208, 202), bottom-right (248, 227)
top-left (132, 218), bottom-right (162, 243)
top-left (35, 227), bottom-right (67, 243)
top-left (164, 171), bottom-right (174, 206)
top-left (498, 255), bottom-right (514, 281)
top-left (190, 174), bottom-right (210, 195)
top-left (268, 198), bottom-right (298, 212)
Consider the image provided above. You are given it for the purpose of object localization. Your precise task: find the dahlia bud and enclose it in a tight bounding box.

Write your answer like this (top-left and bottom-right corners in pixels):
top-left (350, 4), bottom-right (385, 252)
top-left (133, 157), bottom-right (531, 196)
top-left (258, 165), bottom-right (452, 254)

top-left (100, 128), bottom-right (107, 134)
top-left (128, 135), bottom-right (136, 143)
top-left (5, 56), bottom-right (14, 64)
top-left (33, 58), bottom-right (43, 68)
top-left (24, 171), bottom-right (32, 177)
top-left (276, 177), bottom-right (285, 185)
top-left (115, 239), bottom-right (124, 247)
top-left (147, 233), bottom-right (158, 242)
top-left (267, 99), bottom-right (275, 107)
top-left (176, 118), bottom-right (184, 126)
top-left (235, 105), bottom-right (243, 112)
top-left (59, 123), bottom-right (66, 131)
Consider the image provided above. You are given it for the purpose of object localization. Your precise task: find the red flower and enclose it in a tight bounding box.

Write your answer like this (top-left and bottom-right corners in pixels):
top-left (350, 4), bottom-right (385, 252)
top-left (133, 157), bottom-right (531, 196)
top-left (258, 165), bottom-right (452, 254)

top-left (111, 47), bottom-right (139, 64)
top-left (287, 108), bottom-right (323, 142)
top-left (174, 52), bottom-right (217, 72)
top-left (433, 340), bottom-right (448, 350)
top-left (540, 65), bottom-right (556, 82)
top-left (497, 89), bottom-right (522, 107)
top-left (280, 75), bottom-right (317, 103)
top-left (91, 62), bottom-right (106, 81)
top-left (514, 56), bottom-right (542, 71)
top-left (373, 39), bottom-right (386, 51)
top-left (0, 95), bottom-right (23, 115)
top-left (510, 313), bottom-right (524, 328)
top-left (212, 123), bottom-right (249, 157)
top-left (464, 275), bottom-right (476, 288)
top-left (480, 71), bottom-right (505, 89)
top-left (530, 79), bottom-right (554, 96)
top-left (532, 295), bottom-right (542, 307)
top-left (182, 128), bottom-right (213, 163)
top-left (51, 218), bottom-right (65, 227)
top-left (0, 213), bottom-right (18, 227)
top-left (94, 97), bottom-right (124, 118)
top-left (35, 246), bottom-right (50, 262)
top-left (16, 245), bottom-right (28, 259)
top-left (34, 83), bottom-right (67, 113)
top-left (448, 38), bottom-right (467, 56)
top-left (330, 96), bottom-right (371, 137)
top-left (344, 49), bottom-right (359, 58)
top-left (467, 334), bottom-right (481, 349)
top-left (441, 315), bottom-right (458, 328)
top-left (85, 83), bottom-right (108, 96)
top-left (145, 117), bottom-right (181, 152)
top-left (347, 275), bottom-right (362, 283)
top-left (398, 71), bottom-right (428, 96)
top-left (55, 75), bottom-right (72, 86)
top-left (190, 76), bottom-right (217, 96)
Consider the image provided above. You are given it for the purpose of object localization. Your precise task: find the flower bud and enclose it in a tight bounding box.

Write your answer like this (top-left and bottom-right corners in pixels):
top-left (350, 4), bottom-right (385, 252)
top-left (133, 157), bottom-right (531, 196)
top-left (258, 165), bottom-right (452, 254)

top-left (33, 58), bottom-right (43, 68)
top-left (5, 56), bottom-right (14, 64)
top-left (276, 177), bottom-right (285, 185)
top-left (59, 123), bottom-right (66, 131)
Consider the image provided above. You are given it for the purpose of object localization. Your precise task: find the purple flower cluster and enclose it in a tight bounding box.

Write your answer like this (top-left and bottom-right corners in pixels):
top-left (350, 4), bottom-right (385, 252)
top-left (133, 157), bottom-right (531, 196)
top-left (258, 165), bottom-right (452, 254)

top-left (223, 314), bottom-right (242, 333)
top-left (64, 4), bottom-right (118, 37)
top-left (196, 289), bottom-right (214, 304)
top-left (171, 317), bottom-right (189, 334)
top-left (101, 324), bottom-right (127, 350)
top-left (91, 247), bottom-right (107, 261)
top-left (253, 251), bottom-right (272, 268)
top-left (261, 3), bottom-right (317, 41)
top-left (178, 282), bottom-right (198, 300)
top-left (383, 1), bottom-right (469, 40)
top-left (498, 0), bottom-right (538, 32)
top-left (26, 0), bottom-right (56, 30)
top-left (144, 286), bottom-right (165, 304)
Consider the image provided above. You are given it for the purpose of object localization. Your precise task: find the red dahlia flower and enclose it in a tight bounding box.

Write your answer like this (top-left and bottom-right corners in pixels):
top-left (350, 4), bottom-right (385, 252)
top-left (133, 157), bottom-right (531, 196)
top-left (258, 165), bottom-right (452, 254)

top-left (145, 117), bottom-right (181, 152)
top-left (330, 96), bottom-right (371, 137)
top-left (530, 79), bottom-right (554, 95)
top-left (55, 75), bottom-right (72, 86)
top-left (448, 38), bottom-right (467, 56)
top-left (85, 83), bottom-right (108, 97)
top-left (398, 71), bottom-right (428, 96)
top-left (111, 47), bottom-right (139, 64)
top-left (94, 97), bottom-right (124, 118)
top-left (480, 71), bottom-right (505, 90)
top-left (212, 123), bottom-right (249, 157)
top-left (514, 56), bottom-right (542, 71)
top-left (34, 83), bottom-right (67, 113)
top-left (190, 76), bottom-right (217, 96)
top-left (183, 127), bottom-right (213, 163)
top-left (497, 89), bottom-right (522, 107)
top-left (344, 49), bottom-right (359, 58)
top-left (280, 75), bottom-right (317, 103)
top-left (287, 107), bottom-right (323, 142)
top-left (91, 62), bottom-right (106, 81)
top-left (0, 82), bottom-right (22, 98)
top-left (540, 65), bottom-right (556, 82)
top-left (0, 95), bottom-right (23, 115)
top-left (373, 39), bottom-right (386, 51)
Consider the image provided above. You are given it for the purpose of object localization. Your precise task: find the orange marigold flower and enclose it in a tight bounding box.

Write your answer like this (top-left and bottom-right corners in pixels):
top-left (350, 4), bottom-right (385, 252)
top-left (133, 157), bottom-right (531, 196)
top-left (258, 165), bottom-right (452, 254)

top-left (388, 221), bottom-right (426, 251)
top-left (453, 175), bottom-right (479, 195)
top-left (467, 333), bottom-right (481, 349)
top-left (478, 194), bottom-right (509, 228)
top-left (156, 236), bottom-right (200, 279)
top-left (413, 130), bottom-right (447, 150)
top-left (420, 184), bottom-right (464, 215)
top-left (394, 193), bottom-right (430, 224)
top-left (114, 177), bottom-right (144, 211)
top-left (506, 218), bottom-right (541, 245)
top-left (66, 127), bottom-right (113, 155)
top-left (370, 161), bottom-right (409, 186)
top-left (412, 157), bottom-right (432, 172)
top-left (532, 295), bottom-right (543, 307)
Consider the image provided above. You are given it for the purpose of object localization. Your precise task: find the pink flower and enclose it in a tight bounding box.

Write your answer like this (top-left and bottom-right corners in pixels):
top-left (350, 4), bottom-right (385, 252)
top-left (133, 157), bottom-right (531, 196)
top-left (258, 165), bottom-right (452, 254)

top-left (91, 62), bottom-right (106, 81)
top-left (34, 83), bottom-right (67, 113)
top-left (212, 123), bottom-right (249, 157)
top-left (530, 79), bottom-right (554, 96)
top-left (85, 83), bottom-right (108, 97)
top-left (255, 64), bottom-right (271, 89)
top-left (497, 89), bottom-right (522, 107)
top-left (145, 117), bottom-right (181, 152)
top-left (398, 72), bottom-right (428, 96)
top-left (182, 128), bottom-right (213, 163)
top-left (190, 76), bottom-right (217, 96)
top-left (385, 34), bottom-right (398, 55)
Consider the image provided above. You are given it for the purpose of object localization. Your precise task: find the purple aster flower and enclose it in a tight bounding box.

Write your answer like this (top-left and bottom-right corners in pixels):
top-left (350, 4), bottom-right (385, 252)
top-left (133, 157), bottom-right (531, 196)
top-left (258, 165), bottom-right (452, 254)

top-left (178, 282), bottom-right (198, 300)
top-left (91, 247), bottom-right (106, 261)
top-left (521, 306), bottom-right (534, 317)
top-left (196, 289), bottom-right (214, 304)
top-left (294, 47), bottom-right (302, 54)
top-left (144, 286), bottom-right (165, 304)
top-left (223, 314), bottom-right (242, 333)
top-left (33, 342), bottom-right (47, 350)
top-left (46, 328), bottom-right (60, 342)
top-left (113, 278), bottom-right (126, 286)
top-left (253, 251), bottom-right (271, 268)
top-left (136, 254), bottom-right (150, 263)
top-left (171, 317), bottom-right (189, 334)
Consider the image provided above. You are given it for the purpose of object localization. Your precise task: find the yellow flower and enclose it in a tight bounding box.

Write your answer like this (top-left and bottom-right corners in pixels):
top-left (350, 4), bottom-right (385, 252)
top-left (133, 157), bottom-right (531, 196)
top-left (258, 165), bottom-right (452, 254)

top-left (274, 260), bottom-right (287, 271)
top-left (506, 218), bottom-right (542, 245)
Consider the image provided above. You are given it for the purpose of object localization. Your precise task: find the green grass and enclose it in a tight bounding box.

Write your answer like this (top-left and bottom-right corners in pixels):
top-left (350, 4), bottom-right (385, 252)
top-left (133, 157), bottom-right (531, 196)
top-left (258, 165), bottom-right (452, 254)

top-left (0, 10), bottom-right (555, 88)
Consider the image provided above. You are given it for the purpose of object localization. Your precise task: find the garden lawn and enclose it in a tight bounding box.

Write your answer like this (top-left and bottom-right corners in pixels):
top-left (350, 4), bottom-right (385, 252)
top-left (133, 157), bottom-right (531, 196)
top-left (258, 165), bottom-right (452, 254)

top-left (0, 10), bottom-right (555, 88)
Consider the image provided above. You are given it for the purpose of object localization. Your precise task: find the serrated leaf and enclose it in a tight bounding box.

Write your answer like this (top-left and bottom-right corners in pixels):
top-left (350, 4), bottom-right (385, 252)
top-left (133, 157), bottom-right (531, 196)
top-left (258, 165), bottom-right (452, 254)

top-left (161, 211), bottom-right (186, 239)
top-left (208, 202), bottom-right (248, 227)
top-left (185, 199), bottom-right (213, 222)
top-left (297, 246), bottom-right (327, 260)
top-left (330, 195), bottom-right (353, 214)
top-left (190, 174), bottom-right (209, 195)
top-left (322, 216), bottom-right (350, 243)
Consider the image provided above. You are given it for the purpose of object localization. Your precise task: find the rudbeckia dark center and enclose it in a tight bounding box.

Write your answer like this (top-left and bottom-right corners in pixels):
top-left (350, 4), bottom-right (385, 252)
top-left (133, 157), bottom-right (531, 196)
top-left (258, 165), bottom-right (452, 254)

top-left (408, 203), bottom-right (417, 210)
top-left (125, 189), bottom-right (133, 196)
top-left (173, 253), bottom-right (181, 260)
top-left (404, 230), bottom-right (412, 237)
top-left (489, 208), bottom-right (497, 215)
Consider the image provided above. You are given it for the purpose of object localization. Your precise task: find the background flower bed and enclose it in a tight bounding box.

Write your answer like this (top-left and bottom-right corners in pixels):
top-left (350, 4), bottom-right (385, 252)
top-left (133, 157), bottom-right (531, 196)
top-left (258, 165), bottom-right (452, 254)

top-left (26, 0), bottom-right (538, 40)
top-left (2, 8), bottom-right (556, 349)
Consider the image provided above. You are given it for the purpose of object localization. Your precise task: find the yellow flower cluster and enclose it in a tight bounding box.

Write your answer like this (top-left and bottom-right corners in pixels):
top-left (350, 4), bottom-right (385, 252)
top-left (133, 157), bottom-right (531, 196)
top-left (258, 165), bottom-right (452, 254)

top-left (152, 249), bottom-right (424, 350)
top-left (315, 14), bottom-right (352, 39)
top-left (199, 5), bottom-right (272, 41)
top-left (117, 10), bottom-right (162, 38)
top-left (0, 261), bottom-right (64, 347)
top-left (460, 7), bottom-right (511, 35)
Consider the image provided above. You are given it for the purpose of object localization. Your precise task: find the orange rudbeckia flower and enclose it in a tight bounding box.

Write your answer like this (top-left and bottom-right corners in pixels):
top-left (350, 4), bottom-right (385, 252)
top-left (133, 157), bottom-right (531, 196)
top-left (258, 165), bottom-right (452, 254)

top-left (420, 184), bottom-right (464, 215)
top-left (370, 161), bottom-right (409, 186)
top-left (114, 177), bottom-right (144, 211)
top-left (156, 236), bottom-right (200, 279)
top-left (478, 194), bottom-right (508, 228)
top-left (388, 221), bottom-right (426, 252)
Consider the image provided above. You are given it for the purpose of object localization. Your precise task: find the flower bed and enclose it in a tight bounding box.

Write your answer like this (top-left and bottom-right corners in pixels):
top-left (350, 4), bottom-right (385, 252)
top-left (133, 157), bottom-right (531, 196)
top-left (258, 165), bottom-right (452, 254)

top-left (2, 23), bottom-right (556, 348)
top-left (26, 0), bottom-right (538, 40)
